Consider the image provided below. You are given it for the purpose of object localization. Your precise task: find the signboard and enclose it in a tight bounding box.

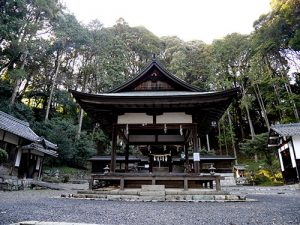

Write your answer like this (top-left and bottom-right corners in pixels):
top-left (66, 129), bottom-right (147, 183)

top-left (193, 152), bottom-right (200, 161)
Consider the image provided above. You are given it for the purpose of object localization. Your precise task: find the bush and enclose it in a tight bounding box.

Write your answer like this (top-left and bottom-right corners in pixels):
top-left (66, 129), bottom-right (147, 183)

top-left (0, 148), bottom-right (8, 164)
top-left (33, 118), bottom-right (96, 167)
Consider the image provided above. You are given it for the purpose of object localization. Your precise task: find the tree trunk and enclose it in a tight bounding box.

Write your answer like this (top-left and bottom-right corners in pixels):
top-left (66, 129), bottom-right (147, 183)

top-left (222, 118), bottom-right (228, 155)
top-left (76, 108), bottom-right (84, 139)
top-left (45, 52), bottom-right (61, 121)
top-left (254, 84), bottom-right (270, 130)
top-left (227, 110), bottom-right (237, 165)
top-left (10, 52), bottom-right (28, 106)
top-left (242, 88), bottom-right (255, 140)
top-left (76, 62), bottom-right (89, 139)
top-left (284, 82), bottom-right (299, 121)
top-left (273, 84), bottom-right (283, 121)
top-left (218, 122), bottom-right (222, 155)
top-left (241, 86), bottom-right (257, 162)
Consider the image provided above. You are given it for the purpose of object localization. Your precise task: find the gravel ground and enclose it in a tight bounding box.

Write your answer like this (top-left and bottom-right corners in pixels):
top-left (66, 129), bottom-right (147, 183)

top-left (0, 184), bottom-right (299, 225)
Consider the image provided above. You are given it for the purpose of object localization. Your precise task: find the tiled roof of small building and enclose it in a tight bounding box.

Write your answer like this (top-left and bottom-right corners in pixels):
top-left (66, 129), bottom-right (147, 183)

top-left (270, 123), bottom-right (300, 136)
top-left (22, 143), bottom-right (58, 157)
top-left (0, 111), bottom-right (57, 150)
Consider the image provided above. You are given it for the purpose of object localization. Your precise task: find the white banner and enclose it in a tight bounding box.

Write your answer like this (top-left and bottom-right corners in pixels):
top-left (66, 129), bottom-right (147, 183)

top-left (193, 152), bottom-right (200, 161)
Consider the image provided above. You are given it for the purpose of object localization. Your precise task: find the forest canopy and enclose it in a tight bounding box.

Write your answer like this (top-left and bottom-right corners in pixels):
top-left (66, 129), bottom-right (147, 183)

top-left (0, 0), bottom-right (299, 168)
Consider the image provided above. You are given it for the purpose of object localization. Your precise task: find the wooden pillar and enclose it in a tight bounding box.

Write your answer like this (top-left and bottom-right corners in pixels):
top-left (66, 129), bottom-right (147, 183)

top-left (149, 155), bottom-right (153, 173)
top-left (125, 144), bottom-right (129, 172)
top-left (26, 150), bottom-right (31, 178)
top-left (168, 155), bottom-right (172, 173)
top-left (184, 143), bottom-right (189, 173)
top-left (111, 124), bottom-right (117, 173)
top-left (193, 124), bottom-right (200, 173)
top-left (38, 157), bottom-right (44, 180)
top-left (184, 177), bottom-right (188, 190)
top-left (206, 134), bottom-right (210, 151)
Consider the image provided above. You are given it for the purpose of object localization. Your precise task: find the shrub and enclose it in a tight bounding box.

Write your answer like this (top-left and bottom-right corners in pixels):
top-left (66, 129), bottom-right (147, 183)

top-left (0, 148), bottom-right (8, 164)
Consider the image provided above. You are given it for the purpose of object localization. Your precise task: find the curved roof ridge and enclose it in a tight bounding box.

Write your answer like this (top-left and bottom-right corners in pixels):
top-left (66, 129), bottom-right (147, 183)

top-left (109, 58), bottom-right (202, 93)
top-left (270, 123), bottom-right (300, 136)
top-left (0, 110), bottom-right (57, 150)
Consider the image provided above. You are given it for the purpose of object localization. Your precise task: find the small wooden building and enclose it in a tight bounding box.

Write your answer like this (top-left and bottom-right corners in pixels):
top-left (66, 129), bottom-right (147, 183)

top-left (269, 123), bottom-right (300, 184)
top-left (0, 111), bottom-right (58, 179)
top-left (71, 58), bottom-right (238, 189)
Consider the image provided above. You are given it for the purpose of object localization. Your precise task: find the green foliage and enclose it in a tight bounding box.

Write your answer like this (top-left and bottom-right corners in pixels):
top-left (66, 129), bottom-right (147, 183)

top-left (240, 133), bottom-right (283, 185)
top-left (239, 133), bottom-right (269, 156)
top-left (33, 118), bottom-right (96, 167)
top-left (73, 133), bottom-right (95, 167)
top-left (244, 160), bottom-right (283, 186)
top-left (8, 69), bottom-right (27, 80)
top-left (0, 0), bottom-right (299, 169)
top-left (0, 148), bottom-right (8, 164)
top-left (0, 100), bottom-right (35, 123)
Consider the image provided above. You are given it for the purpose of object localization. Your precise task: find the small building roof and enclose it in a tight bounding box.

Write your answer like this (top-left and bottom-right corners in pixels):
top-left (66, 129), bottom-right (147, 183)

top-left (233, 165), bottom-right (246, 170)
top-left (0, 111), bottom-right (57, 150)
top-left (270, 123), bottom-right (300, 136)
top-left (22, 143), bottom-right (58, 157)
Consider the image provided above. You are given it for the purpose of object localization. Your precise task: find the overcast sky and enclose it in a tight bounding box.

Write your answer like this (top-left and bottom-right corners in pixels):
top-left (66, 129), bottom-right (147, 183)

top-left (62, 0), bottom-right (271, 43)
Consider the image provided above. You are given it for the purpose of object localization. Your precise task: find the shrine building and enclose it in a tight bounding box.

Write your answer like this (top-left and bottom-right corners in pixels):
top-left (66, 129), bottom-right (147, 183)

top-left (70, 58), bottom-right (239, 190)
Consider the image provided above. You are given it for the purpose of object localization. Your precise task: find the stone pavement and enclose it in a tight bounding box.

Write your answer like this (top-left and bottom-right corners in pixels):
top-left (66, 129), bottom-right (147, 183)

top-left (2, 183), bottom-right (300, 225)
top-left (12, 222), bottom-right (101, 225)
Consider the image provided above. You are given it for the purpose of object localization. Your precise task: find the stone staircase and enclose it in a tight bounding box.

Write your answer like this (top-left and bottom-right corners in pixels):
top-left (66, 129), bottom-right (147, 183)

top-left (139, 185), bottom-right (166, 201)
top-left (67, 185), bottom-right (247, 202)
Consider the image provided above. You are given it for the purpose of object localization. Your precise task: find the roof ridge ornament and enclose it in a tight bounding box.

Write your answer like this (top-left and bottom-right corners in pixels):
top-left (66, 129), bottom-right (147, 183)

top-left (152, 53), bottom-right (156, 60)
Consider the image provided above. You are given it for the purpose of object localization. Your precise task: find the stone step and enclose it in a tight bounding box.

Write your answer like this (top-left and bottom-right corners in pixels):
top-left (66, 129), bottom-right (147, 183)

top-left (165, 189), bottom-right (229, 195)
top-left (140, 191), bottom-right (165, 196)
top-left (141, 185), bottom-right (165, 191)
top-left (68, 193), bottom-right (246, 202)
top-left (139, 196), bottom-right (166, 201)
top-left (78, 189), bottom-right (139, 195)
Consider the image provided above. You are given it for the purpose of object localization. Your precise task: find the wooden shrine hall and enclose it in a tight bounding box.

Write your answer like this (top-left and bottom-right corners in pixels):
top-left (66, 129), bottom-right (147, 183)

top-left (70, 58), bottom-right (239, 190)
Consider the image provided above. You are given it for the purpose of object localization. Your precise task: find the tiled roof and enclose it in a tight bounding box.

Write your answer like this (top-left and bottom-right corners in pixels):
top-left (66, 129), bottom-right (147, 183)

top-left (0, 111), bottom-right (57, 150)
top-left (233, 165), bottom-right (246, 170)
top-left (94, 91), bottom-right (214, 97)
top-left (22, 143), bottom-right (58, 157)
top-left (109, 59), bottom-right (202, 93)
top-left (270, 123), bottom-right (300, 136)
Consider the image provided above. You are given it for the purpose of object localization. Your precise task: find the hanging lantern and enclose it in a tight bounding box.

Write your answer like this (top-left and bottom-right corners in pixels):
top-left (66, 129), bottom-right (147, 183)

top-left (164, 124), bottom-right (167, 134)
top-left (180, 125), bottom-right (183, 136)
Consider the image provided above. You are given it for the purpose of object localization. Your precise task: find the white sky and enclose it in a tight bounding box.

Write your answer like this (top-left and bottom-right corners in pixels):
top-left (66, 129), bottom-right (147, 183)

top-left (62, 0), bottom-right (272, 43)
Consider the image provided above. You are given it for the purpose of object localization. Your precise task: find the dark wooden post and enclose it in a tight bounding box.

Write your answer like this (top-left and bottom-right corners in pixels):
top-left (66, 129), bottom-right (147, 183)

top-left (111, 124), bottom-right (117, 173)
top-left (149, 155), bottom-right (153, 173)
top-left (27, 150), bottom-right (31, 178)
top-left (168, 155), bottom-right (172, 173)
top-left (125, 144), bottom-right (129, 172)
top-left (193, 124), bottom-right (200, 173)
top-left (184, 143), bottom-right (189, 173)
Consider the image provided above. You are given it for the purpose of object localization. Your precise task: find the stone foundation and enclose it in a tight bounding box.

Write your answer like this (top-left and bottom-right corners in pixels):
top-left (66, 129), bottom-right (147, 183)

top-left (66, 184), bottom-right (247, 202)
